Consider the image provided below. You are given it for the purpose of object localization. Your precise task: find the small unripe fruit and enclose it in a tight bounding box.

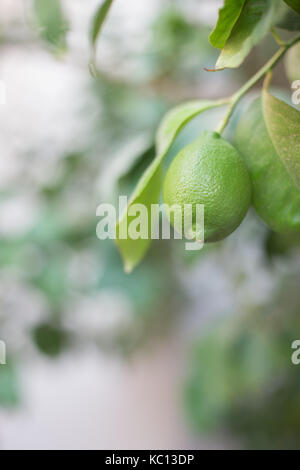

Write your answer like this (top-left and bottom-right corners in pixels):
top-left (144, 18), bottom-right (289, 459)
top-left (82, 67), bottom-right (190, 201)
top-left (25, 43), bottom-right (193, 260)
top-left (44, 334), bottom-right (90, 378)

top-left (163, 131), bottom-right (252, 242)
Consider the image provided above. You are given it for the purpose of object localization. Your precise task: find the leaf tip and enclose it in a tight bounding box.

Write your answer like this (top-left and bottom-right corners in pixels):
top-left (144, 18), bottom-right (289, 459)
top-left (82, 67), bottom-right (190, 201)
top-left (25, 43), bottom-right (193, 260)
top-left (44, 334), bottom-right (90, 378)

top-left (124, 263), bottom-right (133, 274)
top-left (203, 66), bottom-right (225, 72)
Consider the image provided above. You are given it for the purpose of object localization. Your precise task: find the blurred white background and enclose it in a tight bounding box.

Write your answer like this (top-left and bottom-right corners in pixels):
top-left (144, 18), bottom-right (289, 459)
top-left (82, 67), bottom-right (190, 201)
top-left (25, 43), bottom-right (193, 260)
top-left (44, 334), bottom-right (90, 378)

top-left (0, 0), bottom-right (230, 450)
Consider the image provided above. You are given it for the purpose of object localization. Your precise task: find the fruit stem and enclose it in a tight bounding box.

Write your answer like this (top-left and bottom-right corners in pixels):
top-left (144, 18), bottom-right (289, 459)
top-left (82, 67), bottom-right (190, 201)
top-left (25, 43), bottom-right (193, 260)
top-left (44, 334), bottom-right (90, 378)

top-left (271, 28), bottom-right (286, 47)
top-left (263, 71), bottom-right (273, 91)
top-left (216, 35), bottom-right (300, 135)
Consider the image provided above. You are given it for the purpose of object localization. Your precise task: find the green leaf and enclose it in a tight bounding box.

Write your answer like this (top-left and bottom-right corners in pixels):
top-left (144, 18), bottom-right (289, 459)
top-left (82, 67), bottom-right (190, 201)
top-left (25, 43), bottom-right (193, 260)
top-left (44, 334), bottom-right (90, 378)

top-left (34, 0), bottom-right (68, 51)
top-left (235, 98), bottom-right (300, 234)
top-left (115, 100), bottom-right (226, 272)
top-left (285, 43), bottom-right (300, 82)
top-left (32, 323), bottom-right (69, 357)
top-left (210, 0), bottom-right (246, 49)
top-left (89, 0), bottom-right (113, 50)
top-left (216, 0), bottom-right (278, 69)
top-left (284, 0), bottom-right (300, 15)
top-left (263, 91), bottom-right (300, 190)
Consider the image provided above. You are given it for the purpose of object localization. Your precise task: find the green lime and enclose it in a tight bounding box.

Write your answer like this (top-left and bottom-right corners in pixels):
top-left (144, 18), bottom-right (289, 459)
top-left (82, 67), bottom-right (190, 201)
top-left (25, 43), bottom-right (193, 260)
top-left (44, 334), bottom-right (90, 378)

top-left (235, 98), bottom-right (300, 234)
top-left (163, 131), bottom-right (252, 242)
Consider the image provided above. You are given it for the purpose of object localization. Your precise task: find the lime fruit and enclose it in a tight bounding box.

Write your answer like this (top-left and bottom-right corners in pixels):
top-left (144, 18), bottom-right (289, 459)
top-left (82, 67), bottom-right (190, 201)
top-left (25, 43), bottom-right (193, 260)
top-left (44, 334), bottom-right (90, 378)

top-left (235, 98), bottom-right (300, 234)
top-left (163, 131), bottom-right (252, 242)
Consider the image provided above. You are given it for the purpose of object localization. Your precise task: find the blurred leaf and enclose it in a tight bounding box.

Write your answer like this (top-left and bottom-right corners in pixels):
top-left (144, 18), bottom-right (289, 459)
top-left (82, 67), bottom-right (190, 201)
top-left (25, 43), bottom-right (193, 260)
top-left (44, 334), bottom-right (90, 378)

top-left (215, 0), bottom-right (278, 69)
top-left (90, 0), bottom-right (113, 51)
top-left (32, 323), bottom-right (69, 357)
top-left (99, 240), bottom-right (173, 313)
top-left (149, 7), bottom-right (212, 78)
top-left (210, 0), bottom-right (246, 49)
top-left (33, 0), bottom-right (68, 51)
top-left (0, 363), bottom-right (19, 407)
top-left (185, 267), bottom-right (300, 449)
top-left (263, 91), bottom-right (300, 190)
top-left (284, 0), bottom-right (300, 15)
top-left (115, 100), bottom-right (226, 273)
top-left (31, 250), bottom-right (68, 306)
top-left (185, 319), bottom-right (283, 432)
top-left (265, 230), bottom-right (300, 260)
top-left (276, 3), bottom-right (300, 30)
top-left (227, 376), bottom-right (300, 450)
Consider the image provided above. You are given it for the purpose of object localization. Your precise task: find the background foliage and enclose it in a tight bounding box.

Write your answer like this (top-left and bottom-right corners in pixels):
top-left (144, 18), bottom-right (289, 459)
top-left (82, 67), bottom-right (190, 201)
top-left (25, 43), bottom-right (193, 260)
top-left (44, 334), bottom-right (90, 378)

top-left (0, 0), bottom-right (300, 449)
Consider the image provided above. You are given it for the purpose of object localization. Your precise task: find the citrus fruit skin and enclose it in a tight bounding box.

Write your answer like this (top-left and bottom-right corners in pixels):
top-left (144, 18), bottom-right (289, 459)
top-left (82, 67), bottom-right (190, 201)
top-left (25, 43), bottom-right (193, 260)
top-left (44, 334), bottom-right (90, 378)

top-left (235, 98), bottom-right (300, 234)
top-left (163, 131), bottom-right (252, 242)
